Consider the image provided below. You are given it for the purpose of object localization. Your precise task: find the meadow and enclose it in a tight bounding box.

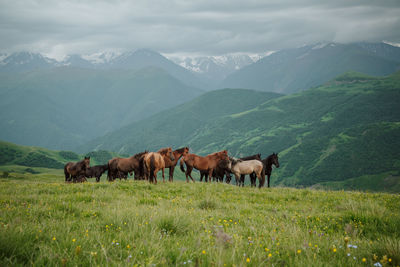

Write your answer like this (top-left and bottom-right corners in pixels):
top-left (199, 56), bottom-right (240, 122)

top-left (0, 171), bottom-right (399, 266)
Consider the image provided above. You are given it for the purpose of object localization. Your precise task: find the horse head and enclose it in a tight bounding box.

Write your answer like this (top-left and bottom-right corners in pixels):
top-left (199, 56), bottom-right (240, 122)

top-left (272, 153), bottom-right (280, 168)
top-left (168, 148), bottom-right (175, 161)
top-left (159, 147), bottom-right (175, 161)
top-left (84, 156), bottom-right (91, 169)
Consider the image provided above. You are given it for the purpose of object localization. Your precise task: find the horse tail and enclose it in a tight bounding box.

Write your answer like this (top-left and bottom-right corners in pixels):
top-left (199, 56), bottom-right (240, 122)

top-left (150, 155), bottom-right (156, 182)
top-left (259, 165), bottom-right (266, 188)
top-left (64, 163), bottom-right (70, 182)
top-left (180, 157), bottom-right (186, 172)
top-left (138, 155), bottom-right (145, 179)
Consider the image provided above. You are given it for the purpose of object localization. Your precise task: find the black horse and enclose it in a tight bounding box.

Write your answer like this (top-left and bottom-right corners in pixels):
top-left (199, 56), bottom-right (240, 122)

top-left (262, 153), bottom-right (280, 188)
top-left (85, 164), bottom-right (108, 182)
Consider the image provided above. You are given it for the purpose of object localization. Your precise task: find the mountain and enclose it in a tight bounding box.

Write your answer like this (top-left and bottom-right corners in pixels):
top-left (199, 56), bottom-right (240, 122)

top-left (82, 71), bottom-right (400, 192)
top-left (0, 67), bottom-right (201, 150)
top-left (80, 89), bottom-right (282, 153)
top-left (221, 42), bottom-right (400, 94)
top-left (0, 52), bottom-right (57, 73)
top-left (168, 53), bottom-right (267, 86)
top-left (0, 49), bottom-right (207, 89)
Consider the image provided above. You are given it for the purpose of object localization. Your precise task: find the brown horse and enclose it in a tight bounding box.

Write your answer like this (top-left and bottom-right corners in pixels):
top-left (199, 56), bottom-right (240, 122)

top-left (180, 150), bottom-right (228, 183)
top-left (108, 151), bottom-right (148, 181)
top-left (163, 147), bottom-right (189, 182)
top-left (64, 156), bottom-right (90, 183)
top-left (143, 147), bottom-right (175, 184)
top-left (199, 158), bottom-right (232, 183)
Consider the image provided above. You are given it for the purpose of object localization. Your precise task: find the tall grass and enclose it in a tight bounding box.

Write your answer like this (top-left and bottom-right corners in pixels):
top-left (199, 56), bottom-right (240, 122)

top-left (0, 175), bottom-right (399, 266)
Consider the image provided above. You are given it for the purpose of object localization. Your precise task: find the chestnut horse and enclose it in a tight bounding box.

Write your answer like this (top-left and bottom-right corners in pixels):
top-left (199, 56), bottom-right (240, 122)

top-left (64, 156), bottom-right (90, 183)
top-left (199, 158), bottom-right (232, 183)
top-left (163, 147), bottom-right (189, 182)
top-left (143, 147), bottom-right (175, 184)
top-left (108, 151), bottom-right (148, 181)
top-left (180, 150), bottom-right (228, 183)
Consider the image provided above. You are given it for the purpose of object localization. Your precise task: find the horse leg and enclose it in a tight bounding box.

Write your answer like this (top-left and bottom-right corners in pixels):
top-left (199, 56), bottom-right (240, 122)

top-left (208, 169), bottom-right (213, 183)
top-left (169, 167), bottom-right (174, 182)
top-left (187, 166), bottom-right (195, 182)
top-left (240, 174), bottom-right (245, 187)
top-left (267, 174), bottom-right (270, 188)
top-left (162, 168), bottom-right (165, 183)
top-left (185, 166), bottom-right (191, 182)
top-left (153, 169), bottom-right (158, 184)
top-left (234, 174), bottom-right (240, 186)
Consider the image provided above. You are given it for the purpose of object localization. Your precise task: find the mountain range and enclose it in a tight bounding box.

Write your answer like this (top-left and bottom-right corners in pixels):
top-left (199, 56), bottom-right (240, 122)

top-left (221, 42), bottom-right (400, 93)
top-left (0, 67), bottom-right (201, 150)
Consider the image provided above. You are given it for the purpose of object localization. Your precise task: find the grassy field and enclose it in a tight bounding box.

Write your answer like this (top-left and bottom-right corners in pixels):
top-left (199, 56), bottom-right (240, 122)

top-left (1, 173), bottom-right (399, 266)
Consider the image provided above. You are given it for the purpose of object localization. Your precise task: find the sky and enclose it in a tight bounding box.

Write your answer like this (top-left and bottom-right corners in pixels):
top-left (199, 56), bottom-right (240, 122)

top-left (0, 0), bottom-right (400, 59)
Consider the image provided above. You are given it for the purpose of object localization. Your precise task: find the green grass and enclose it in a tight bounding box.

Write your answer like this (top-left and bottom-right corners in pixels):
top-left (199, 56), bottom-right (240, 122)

top-left (0, 174), bottom-right (399, 266)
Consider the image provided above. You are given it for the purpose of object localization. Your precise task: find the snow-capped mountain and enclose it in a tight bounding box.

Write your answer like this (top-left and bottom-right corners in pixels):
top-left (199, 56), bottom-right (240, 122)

top-left (0, 52), bottom-right (58, 72)
top-left (166, 53), bottom-right (272, 83)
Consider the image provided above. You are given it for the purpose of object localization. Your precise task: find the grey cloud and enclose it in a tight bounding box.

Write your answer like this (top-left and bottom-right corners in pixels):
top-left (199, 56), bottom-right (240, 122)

top-left (0, 0), bottom-right (399, 58)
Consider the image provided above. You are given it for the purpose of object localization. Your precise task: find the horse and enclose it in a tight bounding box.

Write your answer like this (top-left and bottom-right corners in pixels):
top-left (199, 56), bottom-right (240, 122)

top-left (143, 147), bottom-right (175, 184)
top-left (180, 150), bottom-right (228, 183)
top-left (238, 154), bottom-right (262, 186)
top-left (163, 147), bottom-right (189, 182)
top-left (64, 156), bottom-right (90, 183)
top-left (84, 164), bottom-right (108, 182)
top-left (228, 157), bottom-right (265, 188)
top-left (261, 153), bottom-right (280, 188)
top-left (107, 151), bottom-right (148, 181)
top-left (199, 158), bottom-right (232, 183)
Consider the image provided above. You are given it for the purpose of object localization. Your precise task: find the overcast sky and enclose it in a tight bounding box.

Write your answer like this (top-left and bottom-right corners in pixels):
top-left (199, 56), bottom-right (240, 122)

top-left (0, 0), bottom-right (399, 59)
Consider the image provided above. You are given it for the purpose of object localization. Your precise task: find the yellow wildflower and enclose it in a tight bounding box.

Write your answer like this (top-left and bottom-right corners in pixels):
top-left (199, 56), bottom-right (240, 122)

top-left (202, 250), bottom-right (206, 255)
top-left (246, 258), bottom-right (250, 263)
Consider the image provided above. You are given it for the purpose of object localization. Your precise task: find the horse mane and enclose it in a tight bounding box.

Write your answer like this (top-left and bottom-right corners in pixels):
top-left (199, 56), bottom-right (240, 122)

top-left (134, 150), bottom-right (148, 159)
top-left (157, 147), bottom-right (171, 155)
top-left (230, 157), bottom-right (242, 166)
top-left (175, 147), bottom-right (188, 154)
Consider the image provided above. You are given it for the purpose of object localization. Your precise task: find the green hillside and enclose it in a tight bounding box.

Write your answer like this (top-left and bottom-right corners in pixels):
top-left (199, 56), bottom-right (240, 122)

top-left (83, 72), bottom-right (400, 192)
top-left (81, 89), bottom-right (282, 153)
top-left (0, 140), bottom-right (123, 172)
top-left (0, 67), bottom-right (201, 150)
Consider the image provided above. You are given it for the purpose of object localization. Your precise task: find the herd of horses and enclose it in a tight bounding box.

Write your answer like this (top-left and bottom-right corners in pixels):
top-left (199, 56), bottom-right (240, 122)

top-left (64, 147), bottom-right (280, 188)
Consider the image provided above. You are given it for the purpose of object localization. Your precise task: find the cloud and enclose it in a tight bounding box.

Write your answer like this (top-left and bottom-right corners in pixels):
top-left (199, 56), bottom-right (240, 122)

top-left (0, 0), bottom-right (399, 58)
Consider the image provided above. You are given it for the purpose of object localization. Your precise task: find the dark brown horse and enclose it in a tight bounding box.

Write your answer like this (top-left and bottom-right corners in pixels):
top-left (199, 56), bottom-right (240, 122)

top-left (85, 164), bottom-right (108, 182)
top-left (261, 153), bottom-right (280, 188)
top-left (180, 150), bottom-right (228, 183)
top-left (143, 147), bottom-right (175, 184)
top-left (64, 156), bottom-right (90, 183)
top-left (163, 147), bottom-right (189, 182)
top-left (107, 151), bottom-right (148, 181)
